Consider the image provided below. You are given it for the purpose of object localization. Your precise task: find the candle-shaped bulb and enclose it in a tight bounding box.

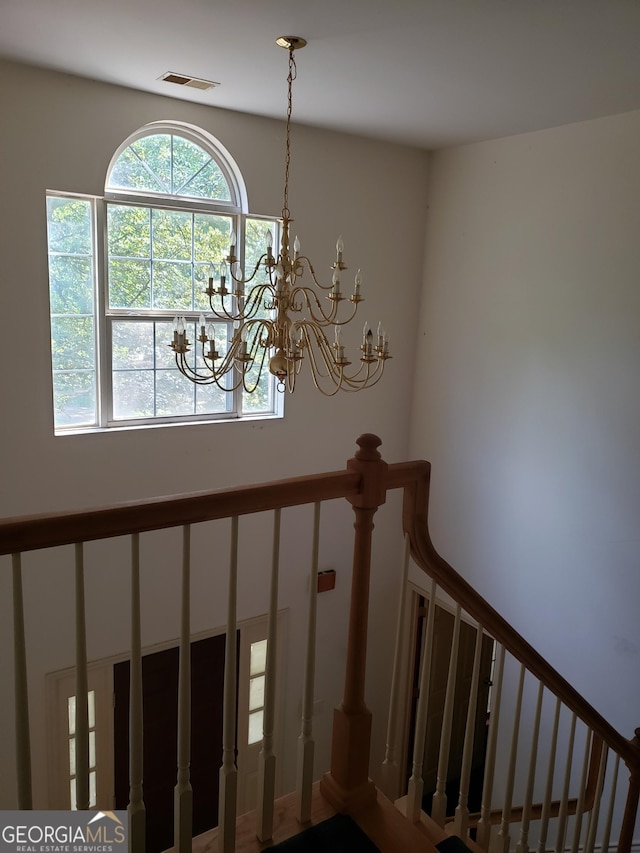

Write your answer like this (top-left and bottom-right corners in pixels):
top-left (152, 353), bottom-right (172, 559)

top-left (199, 314), bottom-right (206, 328)
top-left (355, 269), bottom-right (362, 292)
top-left (266, 229), bottom-right (273, 250)
top-left (336, 235), bottom-right (344, 255)
top-left (362, 321), bottom-right (369, 343)
top-left (176, 316), bottom-right (185, 335)
top-left (334, 326), bottom-right (342, 345)
top-left (293, 235), bottom-right (301, 256)
top-left (207, 322), bottom-right (215, 339)
top-left (173, 316), bottom-right (179, 331)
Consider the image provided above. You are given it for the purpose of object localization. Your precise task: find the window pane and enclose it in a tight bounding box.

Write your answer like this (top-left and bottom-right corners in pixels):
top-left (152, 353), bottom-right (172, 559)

top-left (70, 778), bottom-right (76, 811)
top-left (112, 321), bottom-right (155, 370)
top-left (248, 710), bottom-right (263, 746)
top-left (89, 731), bottom-right (96, 768)
top-left (89, 770), bottom-right (97, 808)
top-left (109, 136), bottom-right (170, 193)
top-left (107, 205), bottom-right (150, 258)
top-left (152, 261), bottom-right (192, 310)
top-left (88, 690), bottom-right (96, 730)
top-left (53, 372), bottom-right (96, 427)
top-left (249, 675), bottom-right (265, 711)
top-left (152, 209), bottom-right (192, 261)
top-left (155, 369), bottom-right (196, 416)
top-left (68, 696), bottom-right (76, 736)
top-left (245, 218), bottom-right (276, 285)
top-left (49, 256), bottom-right (93, 315)
top-left (196, 382), bottom-right (230, 414)
top-left (47, 197), bottom-right (92, 255)
top-left (51, 317), bottom-right (95, 371)
top-left (112, 371), bottom-right (155, 419)
top-left (183, 159), bottom-right (231, 200)
top-left (108, 259), bottom-right (151, 309)
top-left (250, 640), bottom-right (267, 676)
top-left (69, 737), bottom-right (75, 773)
top-left (194, 214), bottom-right (232, 262)
top-left (172, 136), bottom-right (225, 197)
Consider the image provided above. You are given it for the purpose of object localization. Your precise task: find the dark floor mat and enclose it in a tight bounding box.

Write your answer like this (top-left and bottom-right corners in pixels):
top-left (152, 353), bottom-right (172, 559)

top-left (268, 813), bottom-right (380, 852)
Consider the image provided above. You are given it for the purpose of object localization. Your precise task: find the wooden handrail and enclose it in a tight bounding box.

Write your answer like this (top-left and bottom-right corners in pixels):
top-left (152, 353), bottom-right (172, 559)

top-left (0, 470), bottom-right (361, 555)
top-left (398, 460), bottom-right (640, 772)
top-left (1, 438), bottom-right (638, 776)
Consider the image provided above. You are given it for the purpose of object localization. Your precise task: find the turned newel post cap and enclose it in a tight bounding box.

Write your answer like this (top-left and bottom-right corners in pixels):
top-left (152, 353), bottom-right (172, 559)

top-left (347, 434), bottom-right (387, 508)
top-left (354, 434), bottom-right (382, 461)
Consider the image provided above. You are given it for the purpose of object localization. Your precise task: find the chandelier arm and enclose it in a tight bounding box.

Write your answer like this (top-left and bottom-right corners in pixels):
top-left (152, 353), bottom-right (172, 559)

top-left (292, 256), bottom-right (336, 292)
top-left (175, 352), bottom-right (232, 388)
top-left (290, 286), bottom-right (349, 326)
top-left (241, 345), bottom-right (270, 394)
top-left (229, 254), bottom-right (271, 286)
top-left (340, 363), bottom-right (387, 392)
top-left (207, 284), bottom-right (272, 322)
top-left (301, 323), bottom-right (347, 390)
top-left (295, 326), bottom-right (345, 397)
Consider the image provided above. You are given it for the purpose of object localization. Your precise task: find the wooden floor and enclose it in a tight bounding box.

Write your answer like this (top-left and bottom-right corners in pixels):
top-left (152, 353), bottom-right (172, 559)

top-left (185, 783), bottom-right (442, 853)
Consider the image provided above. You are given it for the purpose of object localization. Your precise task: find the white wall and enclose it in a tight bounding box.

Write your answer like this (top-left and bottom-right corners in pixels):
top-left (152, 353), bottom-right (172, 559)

top-left (0, 60), bottom-right (428, 808)
top-left (410, 109), bottom-right (640, 743)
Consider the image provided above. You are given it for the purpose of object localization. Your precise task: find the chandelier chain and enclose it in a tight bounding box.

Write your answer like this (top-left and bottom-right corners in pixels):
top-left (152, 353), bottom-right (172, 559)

top-left (282, 47), bottom-right (297, 220)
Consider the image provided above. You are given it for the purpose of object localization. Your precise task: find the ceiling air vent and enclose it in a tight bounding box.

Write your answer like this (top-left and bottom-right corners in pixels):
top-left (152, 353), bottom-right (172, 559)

top-left (160, 72), bottom-right (219, 91)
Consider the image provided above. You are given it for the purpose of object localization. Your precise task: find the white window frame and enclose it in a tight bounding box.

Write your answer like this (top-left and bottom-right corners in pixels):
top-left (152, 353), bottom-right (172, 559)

top-left (47, 122), bottom-right (284, 434)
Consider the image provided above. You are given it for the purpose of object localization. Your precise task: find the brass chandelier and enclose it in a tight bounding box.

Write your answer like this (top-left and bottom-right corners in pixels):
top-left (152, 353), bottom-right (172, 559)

top-left (170, 36), bottom-right (390, 395)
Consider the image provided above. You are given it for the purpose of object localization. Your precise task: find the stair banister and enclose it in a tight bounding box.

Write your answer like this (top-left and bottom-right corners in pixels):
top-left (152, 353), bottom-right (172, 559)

top-left (399, 459), bottom-right (640, 851)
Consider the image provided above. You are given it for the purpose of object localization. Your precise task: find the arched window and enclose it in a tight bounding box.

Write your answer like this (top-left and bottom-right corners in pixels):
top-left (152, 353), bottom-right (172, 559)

top-left (47, 123), bottom-right (279, 431)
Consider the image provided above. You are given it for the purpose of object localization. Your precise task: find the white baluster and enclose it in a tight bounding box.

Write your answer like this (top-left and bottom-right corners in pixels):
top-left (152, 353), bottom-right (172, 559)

top-left (570, 729), bottom-right (594, 853)
top-left (599, 753), bottom-right (620, 853)
top-left (128, 534), bottom-right (145, 852)
top-left (406, 578), bottom-right (437, 823)
top-left (432, 604), bottom-right (462, 827)
top-left (516, 681), bottom-right (544, 853)
top-left (12, 553), bottom-right (32, 809)
top-left (381, 533), bottom-right (411, 801)
top-left (175, 526), bottom-right (193, 853)
top-left (554, 713), bottom-right (577, 853)
top-left (75, 542), bottom-right (90, 810)
top-left (476, 644), bottom-right (506, 851)
top-left (296, 502), bottom-right (320, 823)
top-left (219, 517), bottom-right (239, 853)
top-left (257, 509), bottom-right (281, 841)
top-left (496, 663), bottom-right (526, 853)
top-left (453, 619), bottom-right (485, 838)
top-left (584, 744), bottom-right (608, 853)
top-left (536, 696), bottom-right (562, 853)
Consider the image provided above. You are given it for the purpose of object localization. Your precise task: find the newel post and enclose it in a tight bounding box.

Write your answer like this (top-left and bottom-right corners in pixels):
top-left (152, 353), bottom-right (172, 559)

top-left (619, 729), bottom-right (640, 853)
top-left (320, 434), bottom-right (388, 812)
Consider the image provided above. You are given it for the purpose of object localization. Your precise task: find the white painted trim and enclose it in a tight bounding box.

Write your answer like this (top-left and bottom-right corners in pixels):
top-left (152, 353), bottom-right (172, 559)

top-left (45, 610), bottom-right (288, 812)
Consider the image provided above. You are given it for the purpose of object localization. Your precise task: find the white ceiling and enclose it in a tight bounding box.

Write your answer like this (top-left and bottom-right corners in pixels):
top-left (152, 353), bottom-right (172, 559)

top-left (2, 0), bottom-right (640, 149)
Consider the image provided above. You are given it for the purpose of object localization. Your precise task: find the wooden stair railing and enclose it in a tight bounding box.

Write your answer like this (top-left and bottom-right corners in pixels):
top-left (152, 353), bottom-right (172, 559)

top-left (392, 457), bottom-right (640, 853)
top-left (2, 434), bottom-right (639, 853)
